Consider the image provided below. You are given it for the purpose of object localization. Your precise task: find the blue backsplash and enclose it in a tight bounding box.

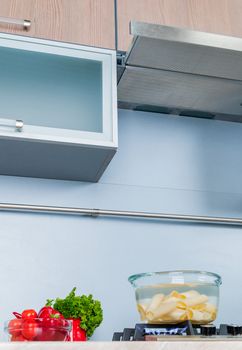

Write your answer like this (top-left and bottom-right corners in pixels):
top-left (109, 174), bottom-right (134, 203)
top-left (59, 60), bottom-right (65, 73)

top-left (0, 109), bottom-right (241, 340)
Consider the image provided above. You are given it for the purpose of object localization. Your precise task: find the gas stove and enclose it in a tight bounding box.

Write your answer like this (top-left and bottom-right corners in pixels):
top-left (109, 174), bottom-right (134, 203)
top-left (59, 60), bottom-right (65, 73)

top-left (113, 322), bottom-right (242, 341)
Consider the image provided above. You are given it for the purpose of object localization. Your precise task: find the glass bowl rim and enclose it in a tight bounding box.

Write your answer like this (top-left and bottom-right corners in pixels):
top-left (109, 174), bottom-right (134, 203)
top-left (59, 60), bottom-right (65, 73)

top-left (4, 318), bottom-right (72, 331)
top-left (128, 269), bottom-right (222, 286)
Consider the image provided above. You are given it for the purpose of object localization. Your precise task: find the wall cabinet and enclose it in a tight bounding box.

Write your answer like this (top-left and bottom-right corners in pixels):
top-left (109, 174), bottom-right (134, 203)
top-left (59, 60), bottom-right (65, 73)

top-left (0, 0), bottom-right (115, 49)
top-left (117, 0), bottom-right (242, 51)
top-left (0, 33), bottom-right (117, 181)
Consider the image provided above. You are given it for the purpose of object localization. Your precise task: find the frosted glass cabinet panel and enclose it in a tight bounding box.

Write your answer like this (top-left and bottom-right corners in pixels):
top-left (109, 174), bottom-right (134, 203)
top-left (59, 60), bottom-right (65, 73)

top-left (0, 33), bottom-right (117, 182)
top-left (0, 47), bottom-right (103, 133)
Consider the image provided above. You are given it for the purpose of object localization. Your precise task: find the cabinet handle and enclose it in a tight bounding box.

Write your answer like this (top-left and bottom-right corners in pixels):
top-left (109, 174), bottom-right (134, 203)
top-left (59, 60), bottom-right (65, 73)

top-left (0, 16), bottom-right (31, 30)
top-left (0, 118), bottom-right (23, 132)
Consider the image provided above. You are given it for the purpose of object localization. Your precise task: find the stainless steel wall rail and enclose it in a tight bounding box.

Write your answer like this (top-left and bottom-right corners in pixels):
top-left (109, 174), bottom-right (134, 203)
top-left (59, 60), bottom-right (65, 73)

top-left (0, 202), bottom-right (241, 226)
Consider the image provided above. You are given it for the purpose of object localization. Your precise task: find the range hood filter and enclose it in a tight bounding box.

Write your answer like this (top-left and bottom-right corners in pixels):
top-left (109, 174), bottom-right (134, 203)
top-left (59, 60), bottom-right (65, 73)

top-left (118, 22), bottom-right (242, 122)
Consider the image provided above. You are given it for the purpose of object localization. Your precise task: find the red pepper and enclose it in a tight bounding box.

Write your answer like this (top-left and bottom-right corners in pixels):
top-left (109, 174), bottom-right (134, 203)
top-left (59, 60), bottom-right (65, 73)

top-left (38, 306), bottom-right (63, 319)
top-left (69, 319), bottom-right (87, 341)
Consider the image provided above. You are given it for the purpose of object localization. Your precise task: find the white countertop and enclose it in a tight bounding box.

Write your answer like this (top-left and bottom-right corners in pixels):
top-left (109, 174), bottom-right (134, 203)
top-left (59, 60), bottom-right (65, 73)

top-left (1, 341), bottom-right (242, 350)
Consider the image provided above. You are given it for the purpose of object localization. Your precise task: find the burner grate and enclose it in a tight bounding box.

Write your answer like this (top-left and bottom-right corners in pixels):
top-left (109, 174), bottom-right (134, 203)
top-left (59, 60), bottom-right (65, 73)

top-left (112, 322), bottom-right (241, 341)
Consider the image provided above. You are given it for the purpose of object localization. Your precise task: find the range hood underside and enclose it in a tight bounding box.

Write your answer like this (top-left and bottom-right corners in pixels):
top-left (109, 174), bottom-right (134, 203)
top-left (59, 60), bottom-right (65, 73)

top-left (118, 65), bottom-right (242, 122)
top-left (118, 22), bottom-right (242, 122)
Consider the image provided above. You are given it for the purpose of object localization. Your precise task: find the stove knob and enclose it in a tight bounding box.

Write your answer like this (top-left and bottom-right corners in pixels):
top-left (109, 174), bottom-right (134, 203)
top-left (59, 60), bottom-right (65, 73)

top-left (227, 324), bottom-right (242, 336)
top-left (200, 324), bottom-right (217, 336)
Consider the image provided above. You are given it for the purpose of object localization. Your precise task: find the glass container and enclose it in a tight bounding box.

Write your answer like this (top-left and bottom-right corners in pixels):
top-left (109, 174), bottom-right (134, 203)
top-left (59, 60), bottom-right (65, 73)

top-left (128, 270), bottom-right (222, 324)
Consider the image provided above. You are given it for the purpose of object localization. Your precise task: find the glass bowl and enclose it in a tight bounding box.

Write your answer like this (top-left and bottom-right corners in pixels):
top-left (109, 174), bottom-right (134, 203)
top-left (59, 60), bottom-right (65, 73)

top-left (128, 270), bottom-right (222, 324)
top-left (5, 318), bottom-right (72, 341)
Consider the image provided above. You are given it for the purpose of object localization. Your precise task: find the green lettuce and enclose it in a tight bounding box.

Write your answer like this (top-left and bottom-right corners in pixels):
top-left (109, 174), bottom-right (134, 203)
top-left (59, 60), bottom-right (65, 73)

top-left (52, 287), bottom-right (103, 338)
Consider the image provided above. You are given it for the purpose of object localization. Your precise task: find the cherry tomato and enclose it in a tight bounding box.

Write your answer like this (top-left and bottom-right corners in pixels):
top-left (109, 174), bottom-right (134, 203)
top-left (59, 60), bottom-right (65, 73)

top-left (22, 319), bottom-right (39, 340)
top-left (21, 309), bottom-right (38, 319)
top-left (8, 319), bottom-right (22, 336)
top-left (11, 334), bottom-right (28, 342)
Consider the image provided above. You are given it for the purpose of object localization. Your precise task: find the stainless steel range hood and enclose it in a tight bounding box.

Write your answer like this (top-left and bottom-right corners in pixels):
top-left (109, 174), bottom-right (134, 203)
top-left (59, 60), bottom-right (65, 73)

top-left (117, 22), bottom-right (242, 122)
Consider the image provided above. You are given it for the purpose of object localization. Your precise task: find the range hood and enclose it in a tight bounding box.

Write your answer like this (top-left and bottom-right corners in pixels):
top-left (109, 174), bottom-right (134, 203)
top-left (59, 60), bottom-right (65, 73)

top-left (117, 22), bottom-right (242, 122)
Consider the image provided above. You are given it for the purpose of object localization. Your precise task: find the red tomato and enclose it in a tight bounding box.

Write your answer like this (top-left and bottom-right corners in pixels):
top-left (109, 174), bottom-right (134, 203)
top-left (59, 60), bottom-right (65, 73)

top-left (11, 334), bottom-right (28, 342)
top-left (22, 309), bottom-right (38, 319)
top-left (8, 319), bottom-right (22, 336)
top-left (22, 319), bottom-right (39, 340)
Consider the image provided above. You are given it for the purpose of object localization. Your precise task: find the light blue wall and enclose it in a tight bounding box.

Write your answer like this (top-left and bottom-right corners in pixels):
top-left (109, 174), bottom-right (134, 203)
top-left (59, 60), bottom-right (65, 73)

top-left (0, 109), bottom-right (242, 340)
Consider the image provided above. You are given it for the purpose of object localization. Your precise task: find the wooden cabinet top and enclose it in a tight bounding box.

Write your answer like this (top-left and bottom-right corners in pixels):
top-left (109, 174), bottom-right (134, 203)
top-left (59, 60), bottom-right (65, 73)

top-left (0, 0), bottom-right (115, 49)
top-left (117, 0), bottom-right (242, 51)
